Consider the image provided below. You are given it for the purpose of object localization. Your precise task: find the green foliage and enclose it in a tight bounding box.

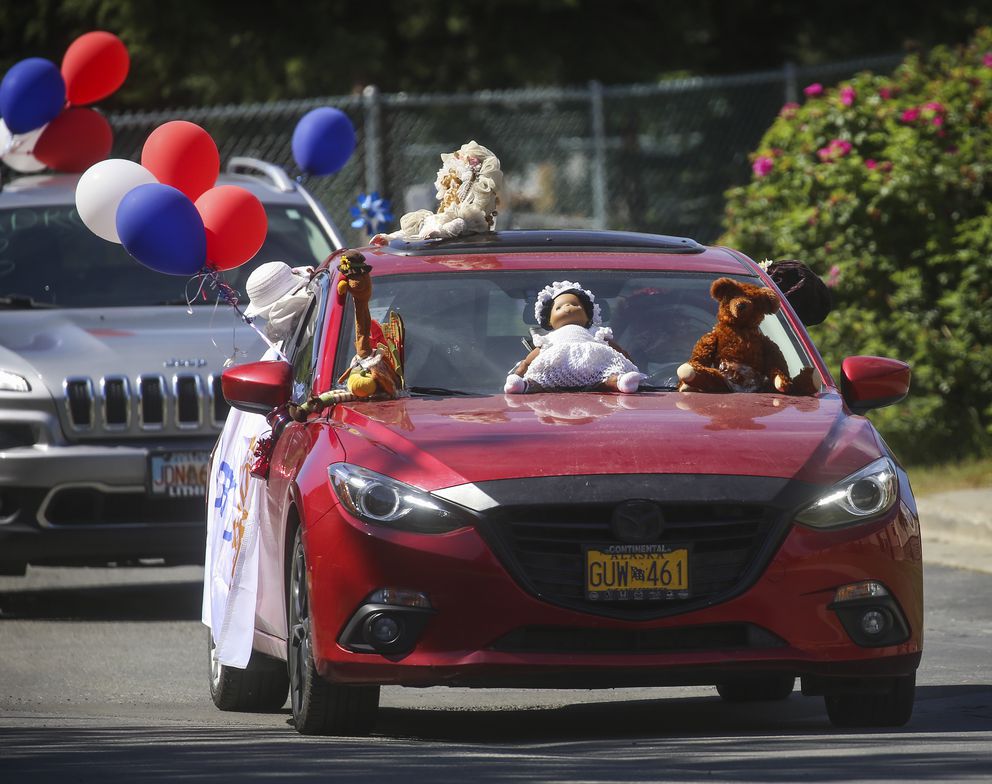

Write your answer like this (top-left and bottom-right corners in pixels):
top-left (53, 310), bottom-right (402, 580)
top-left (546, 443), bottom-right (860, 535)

top-left (720, 28), bottom-right (992, 464)
top-left (5, 2), bottom-right (992, 109)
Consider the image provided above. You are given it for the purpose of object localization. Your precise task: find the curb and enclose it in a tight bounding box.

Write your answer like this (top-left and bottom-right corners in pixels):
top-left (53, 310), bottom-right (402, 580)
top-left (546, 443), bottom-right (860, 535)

top-left (917, 488), bottom-right (992, 574)
top-left (917, 488), bottom-right (992, 544)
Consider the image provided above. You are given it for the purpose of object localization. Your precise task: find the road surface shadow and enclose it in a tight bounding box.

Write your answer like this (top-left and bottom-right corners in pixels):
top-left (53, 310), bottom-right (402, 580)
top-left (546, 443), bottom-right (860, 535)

top-left (1, 688), bottom-right (991, 784)
top-left (0, 580), bottom-right (201, 621)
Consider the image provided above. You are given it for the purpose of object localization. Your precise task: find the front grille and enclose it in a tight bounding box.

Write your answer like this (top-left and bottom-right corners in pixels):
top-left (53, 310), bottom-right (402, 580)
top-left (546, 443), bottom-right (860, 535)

top-left (484, 501), bottom-right (777, 617)
top-left (138, 375), bottom-right (166, 428)
top-left (209, 375), bottom-right (230, 424)
top-left (64, 377), bottom-right (94, 429)
top-left (491, 623), bottom-right (787, 654)
top-left (173, 374), bottom-right (201, 428)
top-left (59, 373), bottom-right (225, 433)
top-left (101, 376), bottom-right (130, 428)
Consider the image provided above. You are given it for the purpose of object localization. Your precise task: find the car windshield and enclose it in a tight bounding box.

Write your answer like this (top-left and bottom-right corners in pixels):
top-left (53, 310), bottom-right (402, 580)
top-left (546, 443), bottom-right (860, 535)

top-left (333, 270), bottom-right (813, 395)
top-left (0, 203), bottom-right (333, 308)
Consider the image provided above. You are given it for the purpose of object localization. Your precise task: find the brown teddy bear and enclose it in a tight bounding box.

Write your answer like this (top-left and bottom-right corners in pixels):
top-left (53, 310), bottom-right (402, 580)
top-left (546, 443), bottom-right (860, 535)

top-left (676, 277), bottom-right (819, 395)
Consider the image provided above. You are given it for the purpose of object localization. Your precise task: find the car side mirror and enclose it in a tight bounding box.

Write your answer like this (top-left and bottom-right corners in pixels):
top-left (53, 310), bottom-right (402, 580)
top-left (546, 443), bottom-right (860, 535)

top-left (221, 360), bottom-right (293, 415)
top-left (840, 356), bottom-right (911, 415)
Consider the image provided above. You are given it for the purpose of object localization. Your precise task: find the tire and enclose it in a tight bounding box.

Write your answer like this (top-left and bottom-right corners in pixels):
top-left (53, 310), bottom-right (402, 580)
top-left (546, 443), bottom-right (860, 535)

top-left (825, 672), bottom-right (916, 728)
top-left (716, 675), bottom-right (796, 702)
top-left (208, 629), bottom-right (289, 712)
top-left (287, 526), bottom-right (379, 736)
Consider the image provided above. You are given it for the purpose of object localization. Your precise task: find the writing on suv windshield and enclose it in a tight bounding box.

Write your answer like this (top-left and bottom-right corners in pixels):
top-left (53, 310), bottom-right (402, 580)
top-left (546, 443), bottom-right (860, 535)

top-left (0, 205), bottom-right (332, 308)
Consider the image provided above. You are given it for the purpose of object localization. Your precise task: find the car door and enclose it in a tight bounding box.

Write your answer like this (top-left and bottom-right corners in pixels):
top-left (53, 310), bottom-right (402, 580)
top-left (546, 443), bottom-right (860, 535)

top-left (254, 273), bottom-right (330, 639)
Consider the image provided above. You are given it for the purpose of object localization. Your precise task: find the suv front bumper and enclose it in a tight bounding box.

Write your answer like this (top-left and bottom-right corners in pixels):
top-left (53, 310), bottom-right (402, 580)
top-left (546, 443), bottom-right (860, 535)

top-left (0, 440), bottom-right (211, 567)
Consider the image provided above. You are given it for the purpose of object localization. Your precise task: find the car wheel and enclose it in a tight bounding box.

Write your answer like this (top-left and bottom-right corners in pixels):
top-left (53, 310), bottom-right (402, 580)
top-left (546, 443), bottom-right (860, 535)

top-left (716, 675), bottom-right (796, 702)
top-left (208, 629), bottom-right (289, 712)
top-left (824, 672), bottom-right (916, 728)
top-left (287, 526), bottom-right (379, 736)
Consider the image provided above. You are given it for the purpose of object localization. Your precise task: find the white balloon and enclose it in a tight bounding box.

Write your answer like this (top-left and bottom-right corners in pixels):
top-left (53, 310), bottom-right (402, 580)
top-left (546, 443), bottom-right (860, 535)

top-left (0, 120), bottom-right (47, 173)
top-left (75, 159), bottom-right (158, 243)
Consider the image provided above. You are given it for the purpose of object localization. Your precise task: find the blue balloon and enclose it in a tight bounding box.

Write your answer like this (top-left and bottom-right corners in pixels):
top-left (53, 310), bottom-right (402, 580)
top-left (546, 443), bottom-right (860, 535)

top-left (291, 107), bottom-right (356, 176)
top-left (116, 183), bottom-right (207, 276)
top-left (0, 58), bottom-right (66, 134)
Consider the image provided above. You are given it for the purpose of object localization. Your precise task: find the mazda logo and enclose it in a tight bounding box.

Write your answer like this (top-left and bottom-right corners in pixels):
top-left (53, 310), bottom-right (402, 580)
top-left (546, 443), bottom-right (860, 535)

top-left (611, 500), bottom-right (664, 543)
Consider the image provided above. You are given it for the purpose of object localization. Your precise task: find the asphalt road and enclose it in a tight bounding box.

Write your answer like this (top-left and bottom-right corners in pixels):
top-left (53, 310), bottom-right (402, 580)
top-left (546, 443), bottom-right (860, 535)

top-left (1, 559), bottom-right (990, 783)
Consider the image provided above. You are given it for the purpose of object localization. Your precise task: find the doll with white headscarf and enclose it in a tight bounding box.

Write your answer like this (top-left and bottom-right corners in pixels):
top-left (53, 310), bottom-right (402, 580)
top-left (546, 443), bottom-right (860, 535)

top-left (504, 281), bottom-right (645, 394)
top-left (385, 141), bottom-right (502, 241)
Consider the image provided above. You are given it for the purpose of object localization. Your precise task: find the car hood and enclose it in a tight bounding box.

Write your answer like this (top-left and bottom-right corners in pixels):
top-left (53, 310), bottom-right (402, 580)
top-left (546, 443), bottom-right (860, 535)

top-left (329, 391), bottom-right (883, 491)
top-left (0, 307), bottom-right (263, 391)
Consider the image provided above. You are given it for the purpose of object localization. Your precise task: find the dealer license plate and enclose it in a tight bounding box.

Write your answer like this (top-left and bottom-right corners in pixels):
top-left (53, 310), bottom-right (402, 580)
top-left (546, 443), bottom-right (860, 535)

top-left (148, 451), bottom-right (210, 497)
top-left (585, 544), bottom-right (690, 601)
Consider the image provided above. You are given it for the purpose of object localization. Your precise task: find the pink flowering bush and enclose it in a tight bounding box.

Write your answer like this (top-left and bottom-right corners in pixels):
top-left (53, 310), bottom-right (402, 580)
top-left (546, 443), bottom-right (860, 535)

top-left (722, 27), bottom-right (992, 463)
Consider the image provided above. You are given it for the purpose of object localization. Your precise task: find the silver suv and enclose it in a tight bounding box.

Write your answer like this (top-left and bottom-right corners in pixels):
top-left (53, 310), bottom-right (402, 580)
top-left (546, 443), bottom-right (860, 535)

top-left (0, 158), bottom-right (344, 575)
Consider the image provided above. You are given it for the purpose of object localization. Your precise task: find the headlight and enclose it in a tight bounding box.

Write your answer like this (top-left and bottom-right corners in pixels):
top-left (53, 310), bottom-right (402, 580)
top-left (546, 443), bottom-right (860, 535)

top-left (328, 463), bottom-right (472, 533)
top-left (0, 370), bottom-right (31, 392)
top-left (795, 457), bottom-right (898, 528)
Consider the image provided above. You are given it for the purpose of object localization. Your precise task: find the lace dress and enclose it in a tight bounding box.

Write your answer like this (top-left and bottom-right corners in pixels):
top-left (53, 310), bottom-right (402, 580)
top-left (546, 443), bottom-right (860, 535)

top-left (524, 324), bottom-right (640, 389)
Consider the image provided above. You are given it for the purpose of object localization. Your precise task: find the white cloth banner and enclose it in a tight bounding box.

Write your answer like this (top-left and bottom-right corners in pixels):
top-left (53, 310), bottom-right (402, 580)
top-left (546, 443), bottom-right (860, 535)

top-left (202, 404), bottom-right (269, 668)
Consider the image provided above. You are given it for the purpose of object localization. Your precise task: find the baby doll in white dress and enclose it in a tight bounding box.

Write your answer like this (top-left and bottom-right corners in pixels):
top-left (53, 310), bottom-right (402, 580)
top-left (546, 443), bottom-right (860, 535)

top-left (504, 280), bottom-right (645, 394)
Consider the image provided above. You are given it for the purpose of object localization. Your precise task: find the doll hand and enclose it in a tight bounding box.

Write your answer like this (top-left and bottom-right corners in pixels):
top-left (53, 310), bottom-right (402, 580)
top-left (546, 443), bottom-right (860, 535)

top-left (617, 371), bottom-right (645, 394)
top-left (504, 374), bottom-right (527, 394)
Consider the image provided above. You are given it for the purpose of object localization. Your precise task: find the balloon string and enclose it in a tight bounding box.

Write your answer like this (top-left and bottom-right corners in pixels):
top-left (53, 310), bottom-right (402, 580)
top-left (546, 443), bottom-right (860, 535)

top-left (191, 270), bottom-right (288, 362)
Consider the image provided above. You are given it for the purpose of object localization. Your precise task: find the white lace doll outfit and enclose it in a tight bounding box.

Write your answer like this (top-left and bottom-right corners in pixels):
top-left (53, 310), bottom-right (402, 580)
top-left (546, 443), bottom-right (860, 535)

top-left (524, 324), bottom-right (641, 389)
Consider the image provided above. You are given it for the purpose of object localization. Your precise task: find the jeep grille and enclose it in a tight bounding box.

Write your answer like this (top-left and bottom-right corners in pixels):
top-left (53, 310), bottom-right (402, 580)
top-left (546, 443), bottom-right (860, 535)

top-left (62, 373), bottom-right (227, 433)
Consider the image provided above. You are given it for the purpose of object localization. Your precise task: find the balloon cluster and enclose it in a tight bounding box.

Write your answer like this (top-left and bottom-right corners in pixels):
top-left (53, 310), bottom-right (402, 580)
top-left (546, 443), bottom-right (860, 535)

top-left (76, 121), bottom-right (267, 276)
top-left (0, 31), bottom-right (128, 173)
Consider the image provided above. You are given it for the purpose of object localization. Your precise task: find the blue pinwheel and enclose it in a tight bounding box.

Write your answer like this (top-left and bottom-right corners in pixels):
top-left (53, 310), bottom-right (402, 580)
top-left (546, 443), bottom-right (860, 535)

top-left (350, 192), bottom-right (393, 236)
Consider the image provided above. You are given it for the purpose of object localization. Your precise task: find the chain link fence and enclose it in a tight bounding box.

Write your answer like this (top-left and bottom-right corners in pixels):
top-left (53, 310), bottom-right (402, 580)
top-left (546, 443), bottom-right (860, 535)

top-left (109, 53), bottom-right (902, 248)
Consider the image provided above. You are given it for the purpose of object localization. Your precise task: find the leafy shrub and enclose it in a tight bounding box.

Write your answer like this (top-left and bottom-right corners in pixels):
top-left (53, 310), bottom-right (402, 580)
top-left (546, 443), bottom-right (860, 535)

top-left (720, 28), bottom-right (992, 464)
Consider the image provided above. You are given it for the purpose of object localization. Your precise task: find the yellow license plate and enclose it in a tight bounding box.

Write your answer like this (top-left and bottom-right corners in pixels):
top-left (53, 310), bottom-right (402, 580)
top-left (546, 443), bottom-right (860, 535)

top-left (585, 545), bottom-right (690, 601)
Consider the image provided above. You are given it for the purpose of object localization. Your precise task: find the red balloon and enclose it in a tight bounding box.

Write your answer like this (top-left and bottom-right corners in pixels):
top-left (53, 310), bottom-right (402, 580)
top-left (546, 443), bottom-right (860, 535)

top-left (61, 31), bottom-right (129, 106)
top-left (141, 121), bottom-right (219, 201)
top-left (195, 186), bottom-right (268, 271)
top-left (34, 108), bottom-right (113, 172)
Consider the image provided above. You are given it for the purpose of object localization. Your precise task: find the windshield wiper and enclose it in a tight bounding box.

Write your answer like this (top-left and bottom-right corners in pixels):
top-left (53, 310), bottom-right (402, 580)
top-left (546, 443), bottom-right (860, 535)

top-left (639, 383), bottom-right (679, 391)
top-left (407, 386), bottom-right (474, 397)
top-left (0, 295), bottom-right (58, 309)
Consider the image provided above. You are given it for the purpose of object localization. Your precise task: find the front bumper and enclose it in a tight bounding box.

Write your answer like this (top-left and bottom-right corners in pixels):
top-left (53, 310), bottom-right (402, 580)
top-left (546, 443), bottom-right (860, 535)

top-left (0, 440), bottom-right (211, 566)
top-left (303, 498), bottom-right (924, 688)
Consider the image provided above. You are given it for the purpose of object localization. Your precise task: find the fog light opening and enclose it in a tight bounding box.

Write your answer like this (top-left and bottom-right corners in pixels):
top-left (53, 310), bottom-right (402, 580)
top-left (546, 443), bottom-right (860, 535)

top-left (365, 613), bottom-right (404, 647)
top-left (859, 608), bottom-right (890, 637)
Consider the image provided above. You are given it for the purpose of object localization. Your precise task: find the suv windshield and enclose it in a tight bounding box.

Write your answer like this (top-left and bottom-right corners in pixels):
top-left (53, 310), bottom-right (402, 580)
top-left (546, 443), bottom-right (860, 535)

top-left (0, 204), bottom-right (333, 308)
top-left (334, 270), bottom-right (813, 394)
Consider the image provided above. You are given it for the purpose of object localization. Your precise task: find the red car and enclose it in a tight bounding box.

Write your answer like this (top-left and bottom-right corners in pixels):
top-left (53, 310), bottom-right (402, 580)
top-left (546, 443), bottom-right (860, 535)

top-left (214, 230), bottom-right (920, 735)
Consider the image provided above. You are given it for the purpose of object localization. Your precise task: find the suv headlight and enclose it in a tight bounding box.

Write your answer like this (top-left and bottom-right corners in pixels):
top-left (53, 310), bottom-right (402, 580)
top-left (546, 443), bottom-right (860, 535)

top-left (795, 457), bottom-right (898, 528)
top-left (0, 370), bottom-right (31, 392)
top-left (328, 463), bottom-right (472, 533)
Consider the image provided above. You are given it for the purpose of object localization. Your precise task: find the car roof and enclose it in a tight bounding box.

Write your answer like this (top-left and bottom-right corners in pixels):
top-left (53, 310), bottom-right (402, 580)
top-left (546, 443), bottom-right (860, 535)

top-left (347, 230), bottom-right (759, 276)
top-left (0, 171), bottom-right (310, 207)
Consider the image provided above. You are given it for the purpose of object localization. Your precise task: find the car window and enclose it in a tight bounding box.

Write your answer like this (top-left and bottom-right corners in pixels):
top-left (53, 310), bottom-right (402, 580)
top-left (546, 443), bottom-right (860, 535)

top-left (0, 204), bottom-right (332, 308)
top-left (332, 270), bottom-right (814, 394)
top-left (286, 272), bottom-right (331, 402)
